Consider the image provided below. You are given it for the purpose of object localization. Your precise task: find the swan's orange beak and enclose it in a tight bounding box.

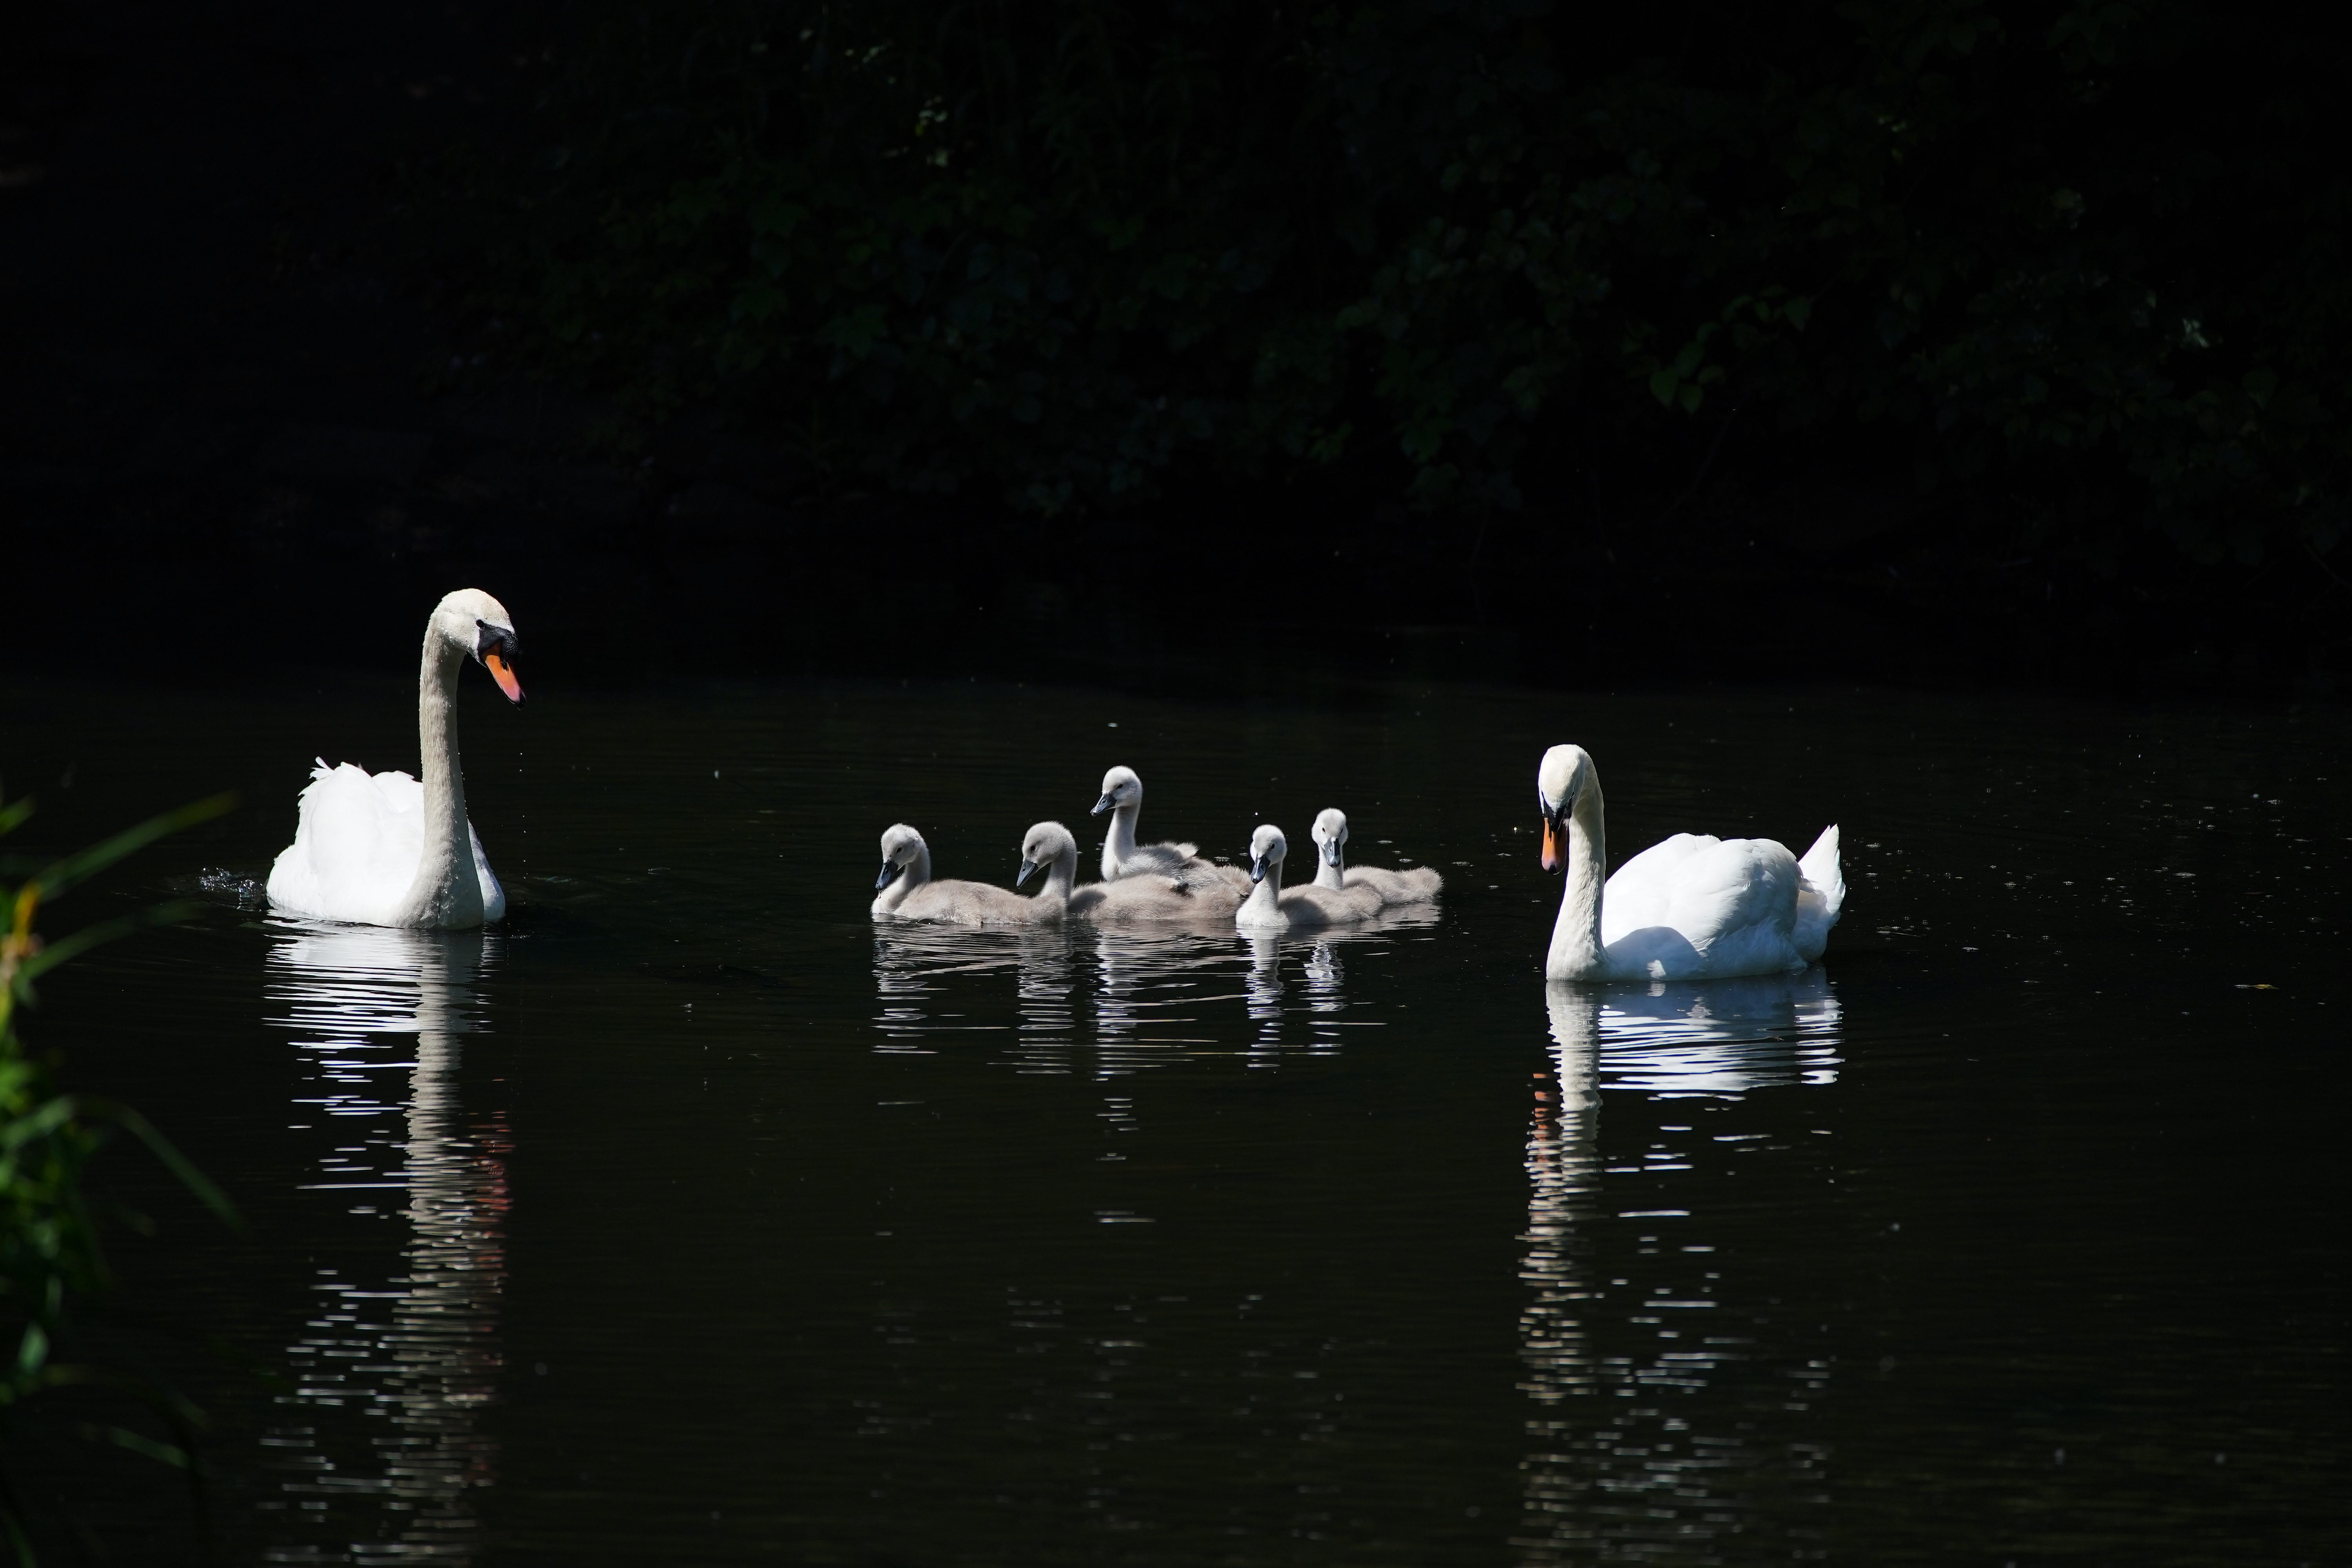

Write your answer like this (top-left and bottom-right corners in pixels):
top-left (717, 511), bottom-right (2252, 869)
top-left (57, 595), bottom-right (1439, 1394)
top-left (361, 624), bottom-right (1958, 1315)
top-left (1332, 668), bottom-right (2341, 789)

top-left (1540, 812), bottom-right (1563, 872)
top-left (485, 651), bottom-right (525, 704)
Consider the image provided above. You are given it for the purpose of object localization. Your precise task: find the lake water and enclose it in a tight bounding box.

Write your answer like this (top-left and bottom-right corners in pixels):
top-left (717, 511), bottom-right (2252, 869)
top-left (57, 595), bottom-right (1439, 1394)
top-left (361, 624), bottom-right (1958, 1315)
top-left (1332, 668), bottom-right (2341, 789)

top-left (4, 675), bottom-right (2346, 1565)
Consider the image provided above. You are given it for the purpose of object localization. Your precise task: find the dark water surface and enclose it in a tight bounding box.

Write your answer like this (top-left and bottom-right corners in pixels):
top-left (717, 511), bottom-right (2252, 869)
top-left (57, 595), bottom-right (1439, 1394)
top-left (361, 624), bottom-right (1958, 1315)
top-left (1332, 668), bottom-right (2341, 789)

top-left (4, 676), bottom-right (2346, 1565)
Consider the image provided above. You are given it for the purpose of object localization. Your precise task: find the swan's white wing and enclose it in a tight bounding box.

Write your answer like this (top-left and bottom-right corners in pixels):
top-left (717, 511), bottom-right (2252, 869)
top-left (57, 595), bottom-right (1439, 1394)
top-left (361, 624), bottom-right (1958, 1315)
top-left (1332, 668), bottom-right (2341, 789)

top-left (1601, 835), bottom-right (1806, 978)
top-left (266, 763), bottom-right (424, 924)
top-left (1662, 837), bottom-right (1799, 951)
top-left (1600, 833), bottom-right (1720, 946)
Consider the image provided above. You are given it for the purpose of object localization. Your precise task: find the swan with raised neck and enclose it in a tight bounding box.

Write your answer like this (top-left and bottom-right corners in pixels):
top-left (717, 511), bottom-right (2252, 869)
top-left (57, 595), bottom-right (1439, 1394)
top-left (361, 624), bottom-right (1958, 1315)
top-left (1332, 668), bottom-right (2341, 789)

top-left (406, 590), bottom-right (524, 927)
top-left (1537, 742), bottom-right (1844, 982)
top-left (265, 588), bottom-right (523, 929)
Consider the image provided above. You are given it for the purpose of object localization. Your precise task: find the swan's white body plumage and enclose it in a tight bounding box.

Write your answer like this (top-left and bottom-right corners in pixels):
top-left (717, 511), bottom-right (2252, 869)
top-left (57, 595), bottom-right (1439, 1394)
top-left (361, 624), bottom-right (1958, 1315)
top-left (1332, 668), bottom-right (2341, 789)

top-left (1588, 826), bottom-right (1842, 979)
top-left (266, 589), bottom-right (522, 930)
top-left (1538, 744), bottom-right (1843, 982)
top-left (267, 762), bottom-right (505, 927)
top-left (1309, 808), bottom-right (1443, 906)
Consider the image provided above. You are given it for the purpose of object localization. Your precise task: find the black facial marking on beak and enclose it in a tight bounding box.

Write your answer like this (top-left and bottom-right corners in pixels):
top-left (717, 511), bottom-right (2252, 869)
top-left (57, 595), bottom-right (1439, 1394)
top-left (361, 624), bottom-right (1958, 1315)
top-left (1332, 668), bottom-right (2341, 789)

top-left (1091, 793), bottom-right (1116, 816)
top-left (1016, 857), bottom-right (1038, 888)
top-left (1323, 839), bottom-right (1343, 867)
top-left (875, 862), bottom-right (898, 891)
top-left (474, 619), bottom-right (518, 663)
top-left (1249, 855), bottom-right (1267, 884)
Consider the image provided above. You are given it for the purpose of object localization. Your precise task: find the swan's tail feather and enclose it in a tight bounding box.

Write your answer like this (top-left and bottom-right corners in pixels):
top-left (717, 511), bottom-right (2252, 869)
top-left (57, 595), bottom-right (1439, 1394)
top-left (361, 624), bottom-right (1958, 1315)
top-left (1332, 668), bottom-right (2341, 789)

top-left (1798, 825), bottom-right (1842, 913)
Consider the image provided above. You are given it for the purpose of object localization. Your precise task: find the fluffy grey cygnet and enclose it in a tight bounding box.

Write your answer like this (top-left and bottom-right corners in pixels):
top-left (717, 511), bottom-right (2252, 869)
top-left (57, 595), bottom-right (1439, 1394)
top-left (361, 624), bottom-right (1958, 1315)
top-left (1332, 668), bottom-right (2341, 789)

top-left (871, 821), bottom-right (1079, 925)
top-left (1234, 824), bottom-right (1386, 932)
top-left (1091, 765), bottom-right (1251, 897)
top-left (1309, 808), bottom-right (1444, 905)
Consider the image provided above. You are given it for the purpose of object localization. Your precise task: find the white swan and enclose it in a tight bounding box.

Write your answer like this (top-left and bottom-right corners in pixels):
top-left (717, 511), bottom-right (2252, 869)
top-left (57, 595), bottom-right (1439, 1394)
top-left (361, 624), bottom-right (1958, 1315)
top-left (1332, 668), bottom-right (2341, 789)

top-left (1091, 766), bottom-right (1251, 895)
top-left (1234, 824), bottom-right (1387, 932)
top-left (1535, 743), bottom-right (1843, 981)
top-left (266, 590), bottom-right (524, 929)
top-left (1308, 808), bottom-right (1443, 905)
top-left (872, 821), bottom-right (1077, 925)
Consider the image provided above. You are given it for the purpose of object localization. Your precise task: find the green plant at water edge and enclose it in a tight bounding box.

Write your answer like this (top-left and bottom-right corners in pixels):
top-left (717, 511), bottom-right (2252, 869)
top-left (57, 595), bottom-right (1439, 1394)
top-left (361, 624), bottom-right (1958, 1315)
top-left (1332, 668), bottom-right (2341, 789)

top-left (0, 789), bottom-right (238, 1563)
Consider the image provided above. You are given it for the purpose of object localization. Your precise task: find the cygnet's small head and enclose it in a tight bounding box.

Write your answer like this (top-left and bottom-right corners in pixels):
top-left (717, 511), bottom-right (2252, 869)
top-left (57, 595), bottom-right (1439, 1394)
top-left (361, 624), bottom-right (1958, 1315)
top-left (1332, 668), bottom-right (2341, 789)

top-left (1310, 808), bottom-right (1350, 867)
top-left (1014, 821), bottom-right (1077, 887)
top-left (1092, 765), bottom-right (1142, 817)
top-left (1247, 824), bottom-right (1287, 884)
top-left (431, 588), bottom-right (524, 704)
top-left (1537, 744), bottom-right (1594, 872)
top-left (876, 823), bottom-right (926, 890)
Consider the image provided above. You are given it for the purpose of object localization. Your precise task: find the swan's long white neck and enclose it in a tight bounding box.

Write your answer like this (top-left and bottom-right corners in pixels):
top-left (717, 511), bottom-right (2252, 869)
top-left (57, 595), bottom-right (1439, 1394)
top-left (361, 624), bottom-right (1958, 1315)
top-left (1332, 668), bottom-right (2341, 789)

top-left (1545, 782), bottom-right (1608, 982)
top-left (402, 634), bottom-right (485, 928)
top-left (1239, 857), bottom-right (1284, 922)
top-left (1314, 842), bottom-right (1346, 891)
top-left (1102, 803), bottom-right (1142, 880)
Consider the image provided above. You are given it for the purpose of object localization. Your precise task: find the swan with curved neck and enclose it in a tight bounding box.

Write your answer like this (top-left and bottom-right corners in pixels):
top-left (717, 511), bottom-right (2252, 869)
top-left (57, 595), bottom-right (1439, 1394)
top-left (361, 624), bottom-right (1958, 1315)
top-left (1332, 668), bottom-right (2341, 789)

top-left (873, 821), bottom-right (1078, 924)
top-left (266, 590), bottom-right (523, 929)
top-left (1308, 808), bottom-right (1443, 905)
top-left (1235, 824), bottom-right (1386, 932)
top-left (1537, 743), bottom-right (1843, 982)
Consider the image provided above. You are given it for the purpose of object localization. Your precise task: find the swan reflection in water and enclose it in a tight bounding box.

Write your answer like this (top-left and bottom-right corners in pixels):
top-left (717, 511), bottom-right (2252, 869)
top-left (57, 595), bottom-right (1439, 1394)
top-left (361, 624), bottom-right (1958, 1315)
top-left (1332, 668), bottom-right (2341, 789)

top-left (1517, 972), bottom-right (1839, 1563)
top-left (261, 920), bottom-right (508, 1564)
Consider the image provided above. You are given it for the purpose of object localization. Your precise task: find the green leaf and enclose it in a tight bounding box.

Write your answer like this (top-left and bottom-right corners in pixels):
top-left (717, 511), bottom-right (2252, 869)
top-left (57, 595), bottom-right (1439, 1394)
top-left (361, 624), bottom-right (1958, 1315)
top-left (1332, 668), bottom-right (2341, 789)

top-left (32, 795), bottom-right (235, 903)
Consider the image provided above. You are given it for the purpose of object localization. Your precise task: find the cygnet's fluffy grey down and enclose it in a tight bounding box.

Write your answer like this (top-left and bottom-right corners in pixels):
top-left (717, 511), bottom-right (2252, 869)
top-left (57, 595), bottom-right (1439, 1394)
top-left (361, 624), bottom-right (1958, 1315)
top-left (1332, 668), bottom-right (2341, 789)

top-left (1069, 865), bottom-right (1246, 923)
top-left (1235, 824), bottom-right (1387, 932)
top-left (872, 822), bottom-right (1079, 925)
top-left (1310, 808), bottom-right (1444, 905)
top-left (1092, 765), bottom-right (1252, 897)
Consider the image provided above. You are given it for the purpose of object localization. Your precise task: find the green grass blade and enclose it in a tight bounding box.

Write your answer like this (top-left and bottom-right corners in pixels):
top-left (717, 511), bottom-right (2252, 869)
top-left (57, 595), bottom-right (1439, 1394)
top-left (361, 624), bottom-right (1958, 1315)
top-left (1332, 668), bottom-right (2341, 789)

top-left (32, 793), bottom-right (236, 901)
top-left (16, 901), bottom-right (205, 989)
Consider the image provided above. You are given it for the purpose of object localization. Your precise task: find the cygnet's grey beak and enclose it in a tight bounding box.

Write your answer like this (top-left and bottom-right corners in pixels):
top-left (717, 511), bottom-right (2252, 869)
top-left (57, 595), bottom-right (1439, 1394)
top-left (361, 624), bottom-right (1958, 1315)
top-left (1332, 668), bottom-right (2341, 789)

top-left (875, 861), bottom-right (898, 891)
top-left (1322, 838), bottom-right (1343, 867)
top-left (1015, 857), bottom-right (1038, 888)
top-left (1249, 854), bottom-right (1267, 884)
top-left (1091, 793), bottom-right (1116, 817)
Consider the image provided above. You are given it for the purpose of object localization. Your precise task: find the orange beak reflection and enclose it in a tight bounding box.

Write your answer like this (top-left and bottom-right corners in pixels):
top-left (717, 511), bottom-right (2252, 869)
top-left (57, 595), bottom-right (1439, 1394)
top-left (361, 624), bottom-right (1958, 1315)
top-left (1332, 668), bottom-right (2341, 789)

top-left (1540, 813), bottom-right (1563, 872)
top-left (485, 651), bottom-right (525, 704)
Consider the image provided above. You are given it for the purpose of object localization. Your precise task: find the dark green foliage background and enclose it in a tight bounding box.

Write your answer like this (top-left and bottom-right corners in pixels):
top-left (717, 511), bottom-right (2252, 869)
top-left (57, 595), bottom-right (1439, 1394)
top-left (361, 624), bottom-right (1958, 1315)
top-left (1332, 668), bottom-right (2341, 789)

top-left (440, 0), bottom-right (2345, 577)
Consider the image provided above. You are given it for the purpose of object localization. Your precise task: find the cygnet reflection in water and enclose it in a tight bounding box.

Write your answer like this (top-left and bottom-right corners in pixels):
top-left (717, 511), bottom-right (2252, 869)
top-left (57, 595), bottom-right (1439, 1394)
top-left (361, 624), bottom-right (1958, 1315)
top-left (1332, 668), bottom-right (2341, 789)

top-left (873, 923), bottom-right (1082, 1071)
top-left (260, 919), bottom-right (507, 1564)
top-left (1592, 969), bottom-right (1843, 1097)
top-left (869, 911), bottom-right (1433, 1074)
top-left (1239, 904), bottom-right (1439, 1060)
